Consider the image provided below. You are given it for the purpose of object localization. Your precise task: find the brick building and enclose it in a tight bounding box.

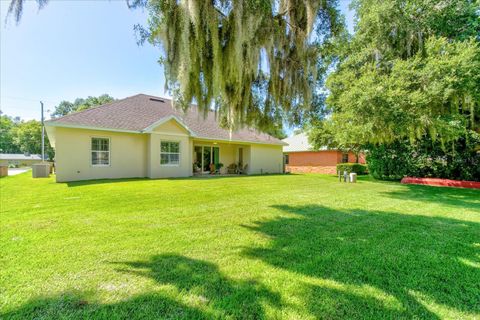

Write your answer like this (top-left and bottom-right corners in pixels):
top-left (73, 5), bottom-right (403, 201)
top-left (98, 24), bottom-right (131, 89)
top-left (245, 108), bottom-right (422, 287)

top-left (282, 132), bottom-right (365, 174)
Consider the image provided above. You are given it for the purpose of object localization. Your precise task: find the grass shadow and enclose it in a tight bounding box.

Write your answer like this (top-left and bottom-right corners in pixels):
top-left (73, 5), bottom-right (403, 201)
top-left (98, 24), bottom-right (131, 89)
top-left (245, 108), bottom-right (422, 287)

top-left (114, 254), bottom-right (281, 318)
top-left (65, 177), bottom-right (150, 187)
top-left (242, 205), bottom-right (480, 318)
top-left (168, 173), bottom-right (289, 181)
top-left (3, 254), bottom-right (281, 319)
top-left (64, 173), bottom-right (291, 187)
top-left (1, 291), bottom-right (211, 319)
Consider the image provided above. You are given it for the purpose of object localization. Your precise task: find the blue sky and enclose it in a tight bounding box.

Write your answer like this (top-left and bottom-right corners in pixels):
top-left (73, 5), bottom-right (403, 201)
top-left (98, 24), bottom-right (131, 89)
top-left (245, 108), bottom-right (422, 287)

top-left (0, 0), bottom-right (354, 121)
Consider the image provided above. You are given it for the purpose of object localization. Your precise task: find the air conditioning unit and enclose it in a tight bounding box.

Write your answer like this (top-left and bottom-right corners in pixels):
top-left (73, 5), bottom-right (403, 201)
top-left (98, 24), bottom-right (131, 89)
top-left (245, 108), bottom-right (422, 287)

top-left (32, 163), bottom-right (50, 178)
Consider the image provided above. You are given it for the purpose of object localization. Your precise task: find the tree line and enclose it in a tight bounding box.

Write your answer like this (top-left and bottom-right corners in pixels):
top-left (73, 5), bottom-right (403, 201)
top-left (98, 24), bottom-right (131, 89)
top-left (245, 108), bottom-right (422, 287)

top-left (0, 114), bottom-right (54, 159)
top-left (0, 94), bottom-right (115, 159)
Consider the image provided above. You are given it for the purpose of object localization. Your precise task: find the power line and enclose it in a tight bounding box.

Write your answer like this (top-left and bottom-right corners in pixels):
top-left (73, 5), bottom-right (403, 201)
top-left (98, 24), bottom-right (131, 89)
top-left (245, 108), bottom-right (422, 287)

top-left (0, 105), bottom-right (47, 110)
top-left (1, 96), bottom-right (58, 104)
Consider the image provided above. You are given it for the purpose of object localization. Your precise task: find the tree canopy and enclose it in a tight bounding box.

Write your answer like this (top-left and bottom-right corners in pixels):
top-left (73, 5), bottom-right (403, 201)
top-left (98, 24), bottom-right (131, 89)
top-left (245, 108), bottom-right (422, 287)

top-left (134, 0), bottom-right (343, 131)
top-left (309, 0), bottom-right (479, 149)
top-left (0, 114), bottom-right (21, 154)
top-left (13, 120), bottom-right (44, 154)
top-left (6, 0), bottom-right (47, 23)
top-left (51, 94), bottom-right (115, 118)
top-left (0, 114), bottom-right (54, 160)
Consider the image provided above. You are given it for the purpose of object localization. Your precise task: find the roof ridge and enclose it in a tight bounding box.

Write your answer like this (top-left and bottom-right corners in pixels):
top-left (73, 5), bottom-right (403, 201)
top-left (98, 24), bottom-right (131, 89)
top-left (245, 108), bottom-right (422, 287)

top-left (137, 93), bottom-right (173, 101)
top-left (48, 94), bottom-right (144, 122)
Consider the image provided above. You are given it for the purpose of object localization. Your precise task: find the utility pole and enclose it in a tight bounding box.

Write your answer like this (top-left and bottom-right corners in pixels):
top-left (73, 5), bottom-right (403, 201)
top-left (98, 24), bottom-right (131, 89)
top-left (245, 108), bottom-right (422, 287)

top-left (41, 101), bottom-right (45, 162)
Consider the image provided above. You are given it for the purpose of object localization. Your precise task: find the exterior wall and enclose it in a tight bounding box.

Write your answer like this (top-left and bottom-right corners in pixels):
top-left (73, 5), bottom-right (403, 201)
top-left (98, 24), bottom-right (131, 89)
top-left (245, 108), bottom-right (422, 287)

top-left (52, 124), bottom-right (284, 181)
top-left (289, 151), bottom-right (342, 167)
top-left (249, 144), bottom-right (283, 174)
top-left (54, 127), bottom-right (148, 182)
top-left (286, 165), bottom-right (338, 174)
top-left (220, 144), bottom-right (237, 169)
top-left (148, 133), bottom-right (192, 178)
top-left (285, 151), bottom-right (366, 175)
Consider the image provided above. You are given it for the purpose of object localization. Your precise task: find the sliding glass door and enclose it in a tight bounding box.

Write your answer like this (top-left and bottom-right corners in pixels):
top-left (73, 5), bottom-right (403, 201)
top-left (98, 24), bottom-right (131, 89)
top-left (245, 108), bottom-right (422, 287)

top-left (203, 147), bottom-right (212, 171)
top-left (194, 145), bottom-right (220, 173)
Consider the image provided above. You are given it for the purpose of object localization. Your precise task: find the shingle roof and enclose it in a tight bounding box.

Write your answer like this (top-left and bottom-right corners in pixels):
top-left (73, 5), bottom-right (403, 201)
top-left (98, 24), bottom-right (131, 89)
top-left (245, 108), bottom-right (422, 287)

top-left (282, 132), bottom-right (327, 152)
top-left (46, 94), bottom-right (286, 145)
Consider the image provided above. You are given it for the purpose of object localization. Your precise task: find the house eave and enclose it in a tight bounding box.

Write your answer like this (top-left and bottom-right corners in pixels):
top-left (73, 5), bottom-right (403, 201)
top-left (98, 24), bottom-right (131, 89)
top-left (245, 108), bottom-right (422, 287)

top-left (45, 121), bottom-right (142, 134)
top-left (194, 136), bottom-right (287, 146)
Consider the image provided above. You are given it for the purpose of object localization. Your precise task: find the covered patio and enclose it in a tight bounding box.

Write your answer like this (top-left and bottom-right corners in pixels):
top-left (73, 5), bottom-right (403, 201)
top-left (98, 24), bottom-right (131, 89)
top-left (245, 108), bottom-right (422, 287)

top-left (192, 140), bottom-right (250, 175)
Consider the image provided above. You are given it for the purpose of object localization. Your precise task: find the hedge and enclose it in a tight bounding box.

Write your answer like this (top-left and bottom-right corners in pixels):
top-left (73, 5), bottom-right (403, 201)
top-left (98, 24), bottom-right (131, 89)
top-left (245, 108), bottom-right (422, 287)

top-left (366, 135), bottom-right (480, 181)
top-left (336, 163), bottom-right (368, 175)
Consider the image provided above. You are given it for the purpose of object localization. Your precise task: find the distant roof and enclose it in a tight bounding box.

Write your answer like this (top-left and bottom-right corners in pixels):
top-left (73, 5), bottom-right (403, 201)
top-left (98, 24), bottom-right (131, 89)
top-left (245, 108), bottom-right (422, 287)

top-left (282, 132), bottom-right (326, 152)
top-left (46, 94), bottom-right (286, 146)
top-left (0, 154), bottom-right (42, 160)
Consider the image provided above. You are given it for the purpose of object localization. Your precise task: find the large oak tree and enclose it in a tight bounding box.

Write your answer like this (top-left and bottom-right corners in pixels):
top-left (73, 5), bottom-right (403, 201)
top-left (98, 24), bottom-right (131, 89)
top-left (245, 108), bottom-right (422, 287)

top-left (7, 0), bottom-right (344, 132)
top-left (316, 0), bottom-right (479, 146)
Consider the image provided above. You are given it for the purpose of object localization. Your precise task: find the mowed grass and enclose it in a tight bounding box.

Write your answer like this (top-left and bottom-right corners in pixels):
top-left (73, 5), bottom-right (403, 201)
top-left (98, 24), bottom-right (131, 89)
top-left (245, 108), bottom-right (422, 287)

top-left (1, 173), bottom-right (479, 319)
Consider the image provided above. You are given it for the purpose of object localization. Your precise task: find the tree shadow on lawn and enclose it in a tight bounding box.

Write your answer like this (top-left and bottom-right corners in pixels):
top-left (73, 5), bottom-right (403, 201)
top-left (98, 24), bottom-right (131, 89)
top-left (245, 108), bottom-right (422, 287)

top-left (114, 254), bottom-right (281, 318)
top-left (1, 291), bottom-right (209, 320)
top-left (2, 254), bottom-right (281, 319)
top-left (380, 183), bottom-right (480, 211)
top-left (242, 205), bottom-right (480, 319)
top-left (64, 173), bottom-right (290, 187)
top-left (65, 177), bottom-right (151, 187)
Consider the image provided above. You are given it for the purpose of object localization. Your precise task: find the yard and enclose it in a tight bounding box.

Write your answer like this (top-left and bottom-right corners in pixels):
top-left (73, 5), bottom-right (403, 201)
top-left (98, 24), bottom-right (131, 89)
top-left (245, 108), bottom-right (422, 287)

top-left (1, 173), bottom-right (479, 319)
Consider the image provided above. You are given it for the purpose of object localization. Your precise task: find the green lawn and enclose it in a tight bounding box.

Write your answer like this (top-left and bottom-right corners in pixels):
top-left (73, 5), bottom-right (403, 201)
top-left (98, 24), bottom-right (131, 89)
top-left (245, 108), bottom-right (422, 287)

top-left (1, 173), bottom-right (479, 319)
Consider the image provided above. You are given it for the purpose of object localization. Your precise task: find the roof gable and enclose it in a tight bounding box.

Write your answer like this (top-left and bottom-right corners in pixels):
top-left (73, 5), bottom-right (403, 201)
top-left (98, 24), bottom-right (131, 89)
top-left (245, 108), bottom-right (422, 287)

top-left (147, 117), bottom-right (192, 135)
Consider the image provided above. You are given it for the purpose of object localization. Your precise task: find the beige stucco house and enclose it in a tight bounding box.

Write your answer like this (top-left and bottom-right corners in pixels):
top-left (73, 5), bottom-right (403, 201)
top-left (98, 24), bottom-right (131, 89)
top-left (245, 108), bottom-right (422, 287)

top-left (45, 94), bottom-right (286, 182)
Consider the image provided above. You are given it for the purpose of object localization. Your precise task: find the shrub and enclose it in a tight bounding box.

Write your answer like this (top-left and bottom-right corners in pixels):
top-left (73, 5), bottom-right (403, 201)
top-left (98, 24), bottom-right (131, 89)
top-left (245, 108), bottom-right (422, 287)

top-left (336, 163), bottom-right (368, 175)
top-left (366, 134), bottom-right (480, 181)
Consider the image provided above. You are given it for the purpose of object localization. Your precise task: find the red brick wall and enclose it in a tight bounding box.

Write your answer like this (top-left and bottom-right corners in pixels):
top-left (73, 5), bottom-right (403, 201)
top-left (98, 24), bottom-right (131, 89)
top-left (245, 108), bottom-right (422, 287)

top-left (285, 151), bottom-right (365, 174)
top-left (288, 151), bottom-right (341, 166)
top-left (286, 165), bottom-right (338, 174)
top-left (355, 153), bottom-right (366, 164)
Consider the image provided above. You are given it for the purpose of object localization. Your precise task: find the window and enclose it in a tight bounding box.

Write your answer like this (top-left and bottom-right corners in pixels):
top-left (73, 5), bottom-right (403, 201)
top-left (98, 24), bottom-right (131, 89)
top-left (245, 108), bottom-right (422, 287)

top-left (342, 153), bottom-right (349, 163)
top-left (91, 137), bottom-right (110, 166)
top-left (284, 154), bottom-right (289, 165)
top-left (161, 141), bottom-right (180, 165)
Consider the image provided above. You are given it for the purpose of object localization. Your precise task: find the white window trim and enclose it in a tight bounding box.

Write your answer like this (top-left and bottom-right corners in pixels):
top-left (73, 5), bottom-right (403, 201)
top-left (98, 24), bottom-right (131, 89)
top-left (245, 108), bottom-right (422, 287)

top-left (160, 140), bottom-right (181, 167)
top-left (91, 136), bottom-right (111, 167)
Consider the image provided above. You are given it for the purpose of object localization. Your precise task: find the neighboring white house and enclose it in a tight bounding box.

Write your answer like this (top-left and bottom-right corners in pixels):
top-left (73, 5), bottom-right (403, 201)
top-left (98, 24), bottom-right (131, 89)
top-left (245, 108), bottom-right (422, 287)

top-left (45, 94), bottom-right (286, 182)
top-left (0, 153), bottom-right (43, 167)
